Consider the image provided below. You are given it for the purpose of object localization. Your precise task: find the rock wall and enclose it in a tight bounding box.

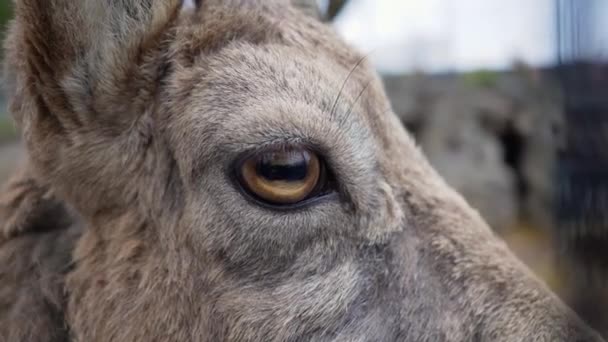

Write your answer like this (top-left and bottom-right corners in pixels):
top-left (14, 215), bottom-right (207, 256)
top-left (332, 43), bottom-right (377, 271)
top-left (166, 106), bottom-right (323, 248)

top-left (384, 67), bottom-right (563, 232)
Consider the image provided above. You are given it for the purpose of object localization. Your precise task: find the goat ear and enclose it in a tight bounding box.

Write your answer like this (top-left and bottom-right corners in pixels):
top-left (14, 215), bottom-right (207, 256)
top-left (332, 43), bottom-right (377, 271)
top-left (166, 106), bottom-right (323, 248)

top-left (5, 0), bottom-right (181, 211)
top-left (8, 0), bottom-right (181, 132)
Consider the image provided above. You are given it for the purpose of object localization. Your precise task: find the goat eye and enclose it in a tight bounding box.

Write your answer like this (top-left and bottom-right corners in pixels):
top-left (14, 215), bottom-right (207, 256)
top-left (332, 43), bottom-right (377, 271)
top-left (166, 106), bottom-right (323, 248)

top-left (238, 148), bottom-right (324, 206)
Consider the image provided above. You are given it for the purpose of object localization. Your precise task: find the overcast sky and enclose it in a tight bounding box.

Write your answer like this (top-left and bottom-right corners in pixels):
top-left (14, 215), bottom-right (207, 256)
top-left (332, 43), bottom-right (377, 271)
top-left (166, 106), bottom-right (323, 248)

top-left (331, 0), bottom-right (606, 74)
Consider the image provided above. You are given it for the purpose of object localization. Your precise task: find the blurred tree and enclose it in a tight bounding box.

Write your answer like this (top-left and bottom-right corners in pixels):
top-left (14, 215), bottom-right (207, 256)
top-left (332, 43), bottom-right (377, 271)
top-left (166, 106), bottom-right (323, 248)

top-left (292, 0), bottom-right (322, 18)
top-left (0, 1), bottom-right (11, 30)
top-left (0, 1), bottom-right (12, 57)
top-left (292, 0), bottom-right (348, 21)
top-left (327, 0), bottom-right (348, 20)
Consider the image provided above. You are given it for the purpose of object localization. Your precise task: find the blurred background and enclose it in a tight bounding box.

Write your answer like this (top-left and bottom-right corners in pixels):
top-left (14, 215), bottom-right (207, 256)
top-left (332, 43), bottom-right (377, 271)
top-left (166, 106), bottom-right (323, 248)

top-left (1, 0), bottom-right (607, 336)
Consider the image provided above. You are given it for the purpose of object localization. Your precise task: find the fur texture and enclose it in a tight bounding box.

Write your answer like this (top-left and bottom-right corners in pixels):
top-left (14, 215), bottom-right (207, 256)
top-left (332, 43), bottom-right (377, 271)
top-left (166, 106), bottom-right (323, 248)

top-left (0, 0), bottom-right (604, 341)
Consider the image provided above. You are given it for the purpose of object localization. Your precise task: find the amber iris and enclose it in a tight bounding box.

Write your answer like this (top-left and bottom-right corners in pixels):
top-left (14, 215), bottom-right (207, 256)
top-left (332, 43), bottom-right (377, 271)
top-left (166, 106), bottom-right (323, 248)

top-left (240, 148), bottom-right (321, 205)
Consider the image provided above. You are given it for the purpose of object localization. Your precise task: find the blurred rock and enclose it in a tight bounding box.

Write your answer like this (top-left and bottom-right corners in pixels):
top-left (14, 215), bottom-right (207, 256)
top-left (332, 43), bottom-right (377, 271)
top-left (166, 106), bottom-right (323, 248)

top-left (384, 69), bottom-right (562, 232)
top-left (420, 86), bottom-right (517, 232)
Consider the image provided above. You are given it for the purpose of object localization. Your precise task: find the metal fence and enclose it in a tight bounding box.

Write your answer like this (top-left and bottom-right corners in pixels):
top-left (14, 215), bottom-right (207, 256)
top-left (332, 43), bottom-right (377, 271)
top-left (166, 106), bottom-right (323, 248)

top-left (555, 0), bottom-right (608, 244)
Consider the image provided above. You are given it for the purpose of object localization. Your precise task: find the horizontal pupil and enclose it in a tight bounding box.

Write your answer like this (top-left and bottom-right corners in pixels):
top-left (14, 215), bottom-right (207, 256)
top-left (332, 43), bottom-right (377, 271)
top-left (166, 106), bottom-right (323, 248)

top-left (257, 153), bottom-right (308, 182)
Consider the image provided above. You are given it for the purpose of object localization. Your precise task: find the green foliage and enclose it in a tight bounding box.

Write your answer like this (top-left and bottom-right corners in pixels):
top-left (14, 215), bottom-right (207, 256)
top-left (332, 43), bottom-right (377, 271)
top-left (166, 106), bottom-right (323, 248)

top-left (0, 116), bottom-right (16, 141)
top-left (0, 1), bottom-right (12, 59)
top-left (463, 70), bottom-right (499, 88)
top-left (0, 1), bottom-right (12, 29)
top-left (328, 0), bottom-right (348, 20)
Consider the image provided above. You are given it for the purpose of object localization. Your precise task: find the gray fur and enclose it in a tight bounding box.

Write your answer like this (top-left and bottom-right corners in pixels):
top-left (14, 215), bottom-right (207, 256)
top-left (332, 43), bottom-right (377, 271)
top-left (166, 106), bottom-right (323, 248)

top-left (0, 0), bottom-right (604, 341)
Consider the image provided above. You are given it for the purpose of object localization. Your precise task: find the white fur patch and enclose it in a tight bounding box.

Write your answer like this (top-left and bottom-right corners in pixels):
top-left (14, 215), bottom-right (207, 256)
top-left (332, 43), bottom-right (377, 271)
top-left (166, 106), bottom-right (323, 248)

top-left (181, 0), bottom-right (196, 11)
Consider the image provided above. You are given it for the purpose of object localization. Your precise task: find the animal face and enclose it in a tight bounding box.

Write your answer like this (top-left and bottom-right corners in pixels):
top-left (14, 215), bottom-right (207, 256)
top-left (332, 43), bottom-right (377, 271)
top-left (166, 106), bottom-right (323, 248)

top-left (161, 18), bottom-right (402, 268)
top-left (1, 0), bottom-right (604, 341)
